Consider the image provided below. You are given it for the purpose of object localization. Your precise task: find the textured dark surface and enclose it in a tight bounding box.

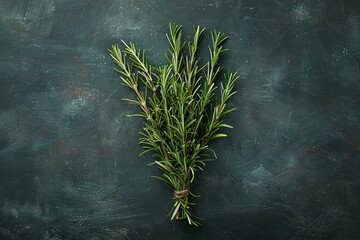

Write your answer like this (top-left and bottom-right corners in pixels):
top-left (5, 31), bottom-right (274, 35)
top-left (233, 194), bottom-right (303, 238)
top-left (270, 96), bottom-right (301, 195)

top-left (1, 0), bottom-right (360, 239)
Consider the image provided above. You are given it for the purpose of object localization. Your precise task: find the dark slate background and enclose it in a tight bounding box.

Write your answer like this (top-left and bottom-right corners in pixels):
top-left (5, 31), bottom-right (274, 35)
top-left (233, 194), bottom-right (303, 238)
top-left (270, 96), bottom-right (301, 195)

top-left (1, 0), bottom-right (360, 239)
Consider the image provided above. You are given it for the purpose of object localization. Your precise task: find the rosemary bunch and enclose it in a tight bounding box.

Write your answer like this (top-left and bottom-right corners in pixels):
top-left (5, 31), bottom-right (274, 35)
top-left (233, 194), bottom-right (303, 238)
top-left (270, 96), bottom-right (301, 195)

top-left (109, 23), bottom-right (238, 226)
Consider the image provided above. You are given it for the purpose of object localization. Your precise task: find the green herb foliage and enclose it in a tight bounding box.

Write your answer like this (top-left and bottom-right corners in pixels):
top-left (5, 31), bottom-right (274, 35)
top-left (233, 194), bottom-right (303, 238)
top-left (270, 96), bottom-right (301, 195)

top-left (109, 23), bottom-right (238, 226)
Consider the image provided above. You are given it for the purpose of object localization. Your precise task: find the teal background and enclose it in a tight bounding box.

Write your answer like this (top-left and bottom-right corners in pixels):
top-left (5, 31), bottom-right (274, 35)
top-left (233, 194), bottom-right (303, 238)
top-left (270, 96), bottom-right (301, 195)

top-left (1, 0), bottom-right (360, 239)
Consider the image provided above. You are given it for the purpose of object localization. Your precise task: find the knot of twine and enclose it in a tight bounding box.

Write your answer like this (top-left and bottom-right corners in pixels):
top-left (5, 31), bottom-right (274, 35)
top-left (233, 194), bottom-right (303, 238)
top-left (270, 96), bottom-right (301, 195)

top-left (174, 189), bottom-right (190, 199)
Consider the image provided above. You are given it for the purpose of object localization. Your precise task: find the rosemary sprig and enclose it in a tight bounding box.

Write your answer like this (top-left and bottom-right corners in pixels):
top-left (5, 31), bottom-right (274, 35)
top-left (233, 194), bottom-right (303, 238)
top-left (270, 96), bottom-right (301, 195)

top-left (109, 23), bottom-right (239, 226)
